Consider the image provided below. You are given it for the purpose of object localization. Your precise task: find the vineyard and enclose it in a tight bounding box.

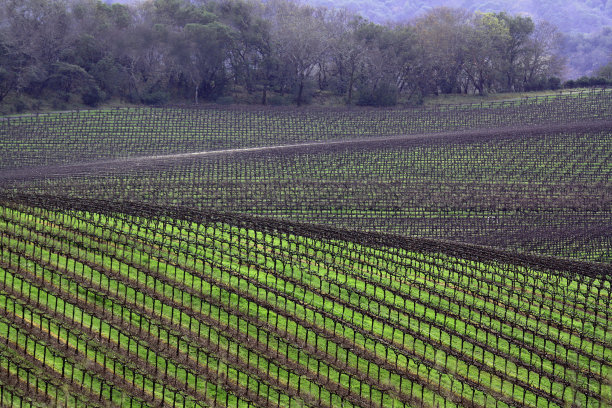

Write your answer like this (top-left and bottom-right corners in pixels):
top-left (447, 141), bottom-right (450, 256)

top-left (0, 90), bottom-right (611, 407)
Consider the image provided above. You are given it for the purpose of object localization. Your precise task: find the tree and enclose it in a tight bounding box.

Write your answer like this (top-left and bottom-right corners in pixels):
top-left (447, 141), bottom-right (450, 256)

top-left (215, 0), bottom-right (274, 102)
top-left (267, 0), bottom-right (330, 105)
top-left (174, 21), bottom-right (234, 103)
top-left (320, 11), bottom-right (361, 103)
top-left (595, 59), bottom-right (612, 80)
top-left (413, 8), bottom-right (471, 95)
top-left (326, 16), bottom-right (383, 104)
top-left (495, 12), bottom-right (535, 91)
top-left (462, 13), bottom-right (509, 95)
top-left (0, 0), bottom-right (76, 97)
top-left (520, 20), bottom-right (564, 90)
top-left (353, 23), bottom-right (414, 106)
top-left (0, 37), bottom-right (24, 103)
top-left (0, 0), bottom-right (574, 108)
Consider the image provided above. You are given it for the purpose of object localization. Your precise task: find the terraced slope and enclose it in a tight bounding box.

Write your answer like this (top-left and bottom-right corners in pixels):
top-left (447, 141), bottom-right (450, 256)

top-left (0, 196), bottom-right (610, 407)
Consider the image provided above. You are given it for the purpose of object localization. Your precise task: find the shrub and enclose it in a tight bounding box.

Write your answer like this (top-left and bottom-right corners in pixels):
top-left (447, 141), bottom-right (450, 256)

top-left (563, 79), bottom-right (576, 88)
top-left (215, 96), bottom-right (234, 105)
top-left (266, 94), bottom-right (291, 106)
top-left (575, 76), bottom-right (591, 87)
top-left (141, 89), bottom-right (169, 105)
top-left (547, 77), bottom-right (561, 90)
top-left (589, 76), bottom-right (608, 86)
top-left (51, 98), bottom-right (68, 110)
top-left (292, 80), bottom-right (315, 105)
top-left (82, 86), bottom-right (106, 107)
top-left (12, 97), bottom-right (28, 113)
top-left (356, 82), bottom-right (397, 107)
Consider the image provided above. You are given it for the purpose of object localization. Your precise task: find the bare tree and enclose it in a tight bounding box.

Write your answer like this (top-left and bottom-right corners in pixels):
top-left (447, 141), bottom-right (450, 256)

top-left (520, 20), bottom-right (564, 88)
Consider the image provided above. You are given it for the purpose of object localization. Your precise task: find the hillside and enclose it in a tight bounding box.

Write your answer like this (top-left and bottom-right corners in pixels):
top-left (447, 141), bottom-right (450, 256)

top-left (2, 91), bottom-right (611, 262)
top-left (0, 85), bottom-right (610, 406)
top-left (302, 0), bottom-right (612, 34)
top-left (0, 195), bottom-right (609, 406)
top-left (300, 0), bottom-right (612, 78)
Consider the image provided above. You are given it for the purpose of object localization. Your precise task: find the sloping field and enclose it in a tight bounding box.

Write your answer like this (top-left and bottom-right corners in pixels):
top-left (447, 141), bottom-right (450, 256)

top-left (0, 196), bottom-right (610, 407)
top-left (1, 90), bottom-right (610, 171)
top-left (0, 91), bottom-right (611, 407)
top-left (3, 120), bottom-right (610, 262)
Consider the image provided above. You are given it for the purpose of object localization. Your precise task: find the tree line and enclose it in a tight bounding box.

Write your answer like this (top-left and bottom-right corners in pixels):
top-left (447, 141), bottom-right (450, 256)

top-left (0, 0), bottom-right (583, 109)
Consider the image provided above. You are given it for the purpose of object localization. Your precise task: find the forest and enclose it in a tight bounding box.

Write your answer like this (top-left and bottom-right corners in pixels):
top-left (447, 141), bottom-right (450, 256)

top-left (1, 0), bottom-right (610, 110)
top-left (302, 0), bottom-right (612, 79)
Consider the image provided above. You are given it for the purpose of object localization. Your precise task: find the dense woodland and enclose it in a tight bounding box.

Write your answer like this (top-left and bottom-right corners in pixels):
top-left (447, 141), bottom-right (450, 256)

top-left (294, 0), bottom-right (612, 78)
top-left (1, 0), bottom-right (610, 110)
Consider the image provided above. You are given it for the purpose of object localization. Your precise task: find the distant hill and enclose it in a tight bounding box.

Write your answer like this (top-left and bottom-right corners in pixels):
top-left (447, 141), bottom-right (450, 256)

top-left (303, 0), bottom-right (611, 34)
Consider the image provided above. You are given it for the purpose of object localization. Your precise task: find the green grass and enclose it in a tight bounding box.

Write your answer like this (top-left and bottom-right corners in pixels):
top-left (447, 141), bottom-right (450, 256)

top-left (0, 202), bottom-right (609, 407)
